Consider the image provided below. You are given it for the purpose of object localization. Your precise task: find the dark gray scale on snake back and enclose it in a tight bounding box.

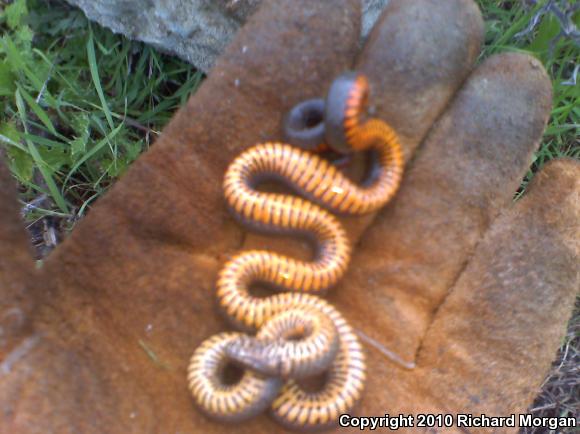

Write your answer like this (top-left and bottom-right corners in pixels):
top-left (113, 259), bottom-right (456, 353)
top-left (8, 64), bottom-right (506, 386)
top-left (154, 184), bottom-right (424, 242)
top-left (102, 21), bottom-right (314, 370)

top-left (224, 308), bottom-right (340, 380)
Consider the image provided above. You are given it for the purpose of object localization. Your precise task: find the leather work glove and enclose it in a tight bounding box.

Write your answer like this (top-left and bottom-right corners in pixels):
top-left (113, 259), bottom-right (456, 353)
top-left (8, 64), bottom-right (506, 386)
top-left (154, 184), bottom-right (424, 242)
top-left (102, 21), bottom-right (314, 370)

top-left (1, 0), bottom-right (578, 432)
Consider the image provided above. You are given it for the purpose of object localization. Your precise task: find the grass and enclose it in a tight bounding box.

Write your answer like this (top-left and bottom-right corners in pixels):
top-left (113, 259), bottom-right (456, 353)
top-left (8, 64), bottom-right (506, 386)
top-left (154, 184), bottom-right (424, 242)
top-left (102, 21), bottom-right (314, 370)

top-left (476, 0), bottom-right (579, 199)
top-left (0, 0), bottom-right (578, 430)
top-left (0, 0), bottom-right (203, 250)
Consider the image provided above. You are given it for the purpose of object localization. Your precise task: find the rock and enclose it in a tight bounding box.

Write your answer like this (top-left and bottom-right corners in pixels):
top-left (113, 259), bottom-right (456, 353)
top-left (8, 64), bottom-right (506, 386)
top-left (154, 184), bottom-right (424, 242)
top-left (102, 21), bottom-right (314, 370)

top-left (64, 0), bottom-right (390, 72)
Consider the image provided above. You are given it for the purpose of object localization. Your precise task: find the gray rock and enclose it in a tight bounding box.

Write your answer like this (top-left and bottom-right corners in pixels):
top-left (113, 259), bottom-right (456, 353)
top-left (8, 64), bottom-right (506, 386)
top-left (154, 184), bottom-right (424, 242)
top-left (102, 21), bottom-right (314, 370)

top-left (65, 0), bottom-right (389, 72)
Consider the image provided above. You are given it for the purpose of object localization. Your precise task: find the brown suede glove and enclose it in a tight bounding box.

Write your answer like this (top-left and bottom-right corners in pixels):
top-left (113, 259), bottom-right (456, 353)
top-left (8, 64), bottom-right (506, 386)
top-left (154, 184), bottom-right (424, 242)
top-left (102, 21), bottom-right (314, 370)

top-left (1, 0), bottom-right (578, 433)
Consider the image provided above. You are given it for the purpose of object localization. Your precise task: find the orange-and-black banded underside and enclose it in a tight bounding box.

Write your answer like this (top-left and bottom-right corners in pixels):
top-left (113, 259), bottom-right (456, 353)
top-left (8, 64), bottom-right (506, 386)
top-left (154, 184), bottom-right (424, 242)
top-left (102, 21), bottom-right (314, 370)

top-left (188, 71), bottom-right (404, 430)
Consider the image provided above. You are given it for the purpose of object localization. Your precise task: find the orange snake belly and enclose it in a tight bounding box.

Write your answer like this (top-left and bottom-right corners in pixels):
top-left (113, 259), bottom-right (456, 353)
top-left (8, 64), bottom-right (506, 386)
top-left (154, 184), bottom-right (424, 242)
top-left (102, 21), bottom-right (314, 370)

top-left (188, 72), bottom-right (404, 430)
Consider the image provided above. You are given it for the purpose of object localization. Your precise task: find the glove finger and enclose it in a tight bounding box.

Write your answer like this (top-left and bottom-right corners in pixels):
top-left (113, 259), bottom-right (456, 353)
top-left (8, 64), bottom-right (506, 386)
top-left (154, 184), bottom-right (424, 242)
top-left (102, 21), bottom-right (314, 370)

top-left (416, 158), bottom-right (579, 417)
top-left (349, 0), bottom-right (484, 241)
top-left (330, 52), bottom-right (553, 365)
top-left (244, 0), bottom-right (484, 259)
top-left (358, 0), bottom-right (483, 156)
top-left (0, 161), bottom-right (35, 358)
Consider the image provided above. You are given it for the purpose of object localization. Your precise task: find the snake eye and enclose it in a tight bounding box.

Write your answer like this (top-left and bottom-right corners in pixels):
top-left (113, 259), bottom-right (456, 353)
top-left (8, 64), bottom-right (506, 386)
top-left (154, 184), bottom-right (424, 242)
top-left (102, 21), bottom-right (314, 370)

top-left (283, 98), bottom-right (326, 150)
top-left (324, 71), bottom-right (369, 154)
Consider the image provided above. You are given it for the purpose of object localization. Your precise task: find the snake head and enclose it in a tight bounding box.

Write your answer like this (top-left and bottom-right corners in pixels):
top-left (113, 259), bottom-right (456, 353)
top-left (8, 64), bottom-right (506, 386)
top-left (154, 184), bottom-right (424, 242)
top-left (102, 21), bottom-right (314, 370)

top-left (283, 71), bottom-right (371, 155)
top-left (324, 71), bottom-right (370, 154)
top-left (224, 336), bottom-right (286, 378)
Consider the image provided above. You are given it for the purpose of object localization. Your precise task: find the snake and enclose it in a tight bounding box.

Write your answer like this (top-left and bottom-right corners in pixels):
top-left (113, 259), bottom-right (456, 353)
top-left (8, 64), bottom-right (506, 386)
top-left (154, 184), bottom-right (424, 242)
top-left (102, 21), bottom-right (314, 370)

top-left (188, 72), bottom-right (404, 430)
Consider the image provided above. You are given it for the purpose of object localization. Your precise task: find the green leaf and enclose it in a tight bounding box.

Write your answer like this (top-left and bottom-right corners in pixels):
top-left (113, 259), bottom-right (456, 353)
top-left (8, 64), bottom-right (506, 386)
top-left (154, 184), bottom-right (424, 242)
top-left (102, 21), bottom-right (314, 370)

top-left (8, 146), bottom-right (34, 183)
top-left (69, 112), bottom-right (90, 161)
top-left (0, 121), bottom-right (33, 182)
top-left (0, 61), bottom-right (15, 96)
top-left (526, 14), bottom-right (561, 54)
top-left (0, 120), bottom-right (22, 143)
top-left (103, 157), bottom-right (125, 178)
top-left (0, 125), bottom-right (28, 153)
top-left (5, 0), bottom-right (28, 30)
top-left (125, 139), bottom-right (143, 162)
top-left (65, 121), bottom-right (124, 185)
top-left (15, 24), bottom-right (34, 46)
top-left (37, 146), bottom-right (66, 172)
top-left (69, 137), bottom-right (86, 161)
top-left (3, 34), bottom-right (44, 91)
top-left (70, 111), bottom-right (90, 137)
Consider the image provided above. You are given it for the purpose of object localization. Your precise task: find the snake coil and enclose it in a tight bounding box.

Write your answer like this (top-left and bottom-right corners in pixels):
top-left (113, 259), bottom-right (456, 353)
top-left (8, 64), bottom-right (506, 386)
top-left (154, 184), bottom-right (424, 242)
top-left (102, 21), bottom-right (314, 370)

top-left (188, 72), bottom-right (404, 430)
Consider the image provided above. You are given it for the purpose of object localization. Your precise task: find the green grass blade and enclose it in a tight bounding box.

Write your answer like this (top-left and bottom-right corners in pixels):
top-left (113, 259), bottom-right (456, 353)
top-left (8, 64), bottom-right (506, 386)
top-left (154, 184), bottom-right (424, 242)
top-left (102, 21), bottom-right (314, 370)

top-left (17, 84), bottom-right (57, 135)
top-left (87, 28), bottom-right (115, 131)
top-left (64, 121), bottom-right (124, 185)
top-left (22, 133), bottom-right (66, 149)
top-left (15, 89), bottom-right (69, 214)
top-left (0, 132), bottom-right (29, 153)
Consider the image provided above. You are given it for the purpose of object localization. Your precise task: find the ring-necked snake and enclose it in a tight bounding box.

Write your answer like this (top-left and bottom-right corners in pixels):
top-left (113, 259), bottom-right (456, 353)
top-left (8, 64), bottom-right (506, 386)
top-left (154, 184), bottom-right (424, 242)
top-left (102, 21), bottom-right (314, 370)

top-left (188, 72), bottom-right (404, 430)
